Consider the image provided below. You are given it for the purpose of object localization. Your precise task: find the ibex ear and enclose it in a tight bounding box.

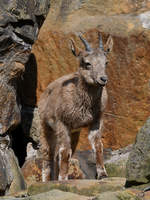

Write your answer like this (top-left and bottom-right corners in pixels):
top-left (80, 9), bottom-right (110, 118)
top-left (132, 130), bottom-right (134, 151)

top-left (69, 39), bottom-right (81, 57)
top-left (105, 35), bottom-right (113, 54)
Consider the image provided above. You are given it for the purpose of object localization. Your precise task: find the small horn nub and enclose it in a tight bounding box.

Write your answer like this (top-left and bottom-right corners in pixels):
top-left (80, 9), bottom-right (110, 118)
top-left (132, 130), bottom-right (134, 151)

top-left (99, 33), bottom-right (104, 51)
top-left (79, 34), bottom-right (92, 52)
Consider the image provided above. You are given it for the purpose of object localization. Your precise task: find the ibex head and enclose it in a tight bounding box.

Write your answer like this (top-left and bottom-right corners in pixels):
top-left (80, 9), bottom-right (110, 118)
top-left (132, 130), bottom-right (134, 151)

top-left (70, 33), bottom-right (113, 86)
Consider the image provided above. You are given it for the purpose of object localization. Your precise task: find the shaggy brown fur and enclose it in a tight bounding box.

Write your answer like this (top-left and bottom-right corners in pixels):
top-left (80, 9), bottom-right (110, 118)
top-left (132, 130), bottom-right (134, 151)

top-left (38, 33), bottom-right (113, 181)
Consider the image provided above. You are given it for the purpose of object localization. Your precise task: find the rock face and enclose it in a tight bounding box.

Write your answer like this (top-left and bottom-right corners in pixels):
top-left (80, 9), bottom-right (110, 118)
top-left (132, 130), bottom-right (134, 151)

top-left (27, 178), bottom-right (126, 196)
top-left (29, 190), bottom-right (90, 200)
top-left (126, 117), bottom-right (150, 186)
top-left (0, 0), bottom-right (50, 135)
top-left (0, 135), bottom-right (26, 196)
top-left (0, 136), bottom-right (13, 196)
top-left (6, 148), bottom-right (27, 196)
top-left (0, 0), bottom-right (50, 195)
top-left (104, 145), bottom-right (132, 178)
top-left (22, 158), bottom-right (43, 186)
top-left (20, 0), bottom-right (150, 152)
top-left (96, 190), bottom-right (140, 200)
top-left (2, 178), bottom-right (150, 200)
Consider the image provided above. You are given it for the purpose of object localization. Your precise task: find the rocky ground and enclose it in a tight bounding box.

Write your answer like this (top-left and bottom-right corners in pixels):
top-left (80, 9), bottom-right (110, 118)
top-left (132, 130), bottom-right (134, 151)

top-left (0, 178), bottom-right (150, 200)
top-left (1, 130), bottom-right (150, 199)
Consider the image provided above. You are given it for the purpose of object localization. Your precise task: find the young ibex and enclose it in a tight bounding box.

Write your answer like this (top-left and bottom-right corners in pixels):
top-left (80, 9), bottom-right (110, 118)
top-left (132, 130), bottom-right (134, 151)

top-left (38, 33), bottom-right (113, 181)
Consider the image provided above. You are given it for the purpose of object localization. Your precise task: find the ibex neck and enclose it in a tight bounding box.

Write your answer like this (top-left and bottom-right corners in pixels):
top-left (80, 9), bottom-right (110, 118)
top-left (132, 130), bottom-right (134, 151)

top-left (76, 73), bottom-right (103, 101)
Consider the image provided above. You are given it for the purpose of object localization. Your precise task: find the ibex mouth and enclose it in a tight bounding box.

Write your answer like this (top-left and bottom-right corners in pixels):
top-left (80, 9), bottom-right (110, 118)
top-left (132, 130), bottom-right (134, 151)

top-left (96, 81), bottom-right (107, 87)
top-left (97, 76), bottom-right (108, 86)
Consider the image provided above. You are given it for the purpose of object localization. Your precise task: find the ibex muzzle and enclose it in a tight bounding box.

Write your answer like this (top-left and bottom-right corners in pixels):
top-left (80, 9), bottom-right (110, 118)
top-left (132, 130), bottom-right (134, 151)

top-left (100, 76), bottom-right (108, 85)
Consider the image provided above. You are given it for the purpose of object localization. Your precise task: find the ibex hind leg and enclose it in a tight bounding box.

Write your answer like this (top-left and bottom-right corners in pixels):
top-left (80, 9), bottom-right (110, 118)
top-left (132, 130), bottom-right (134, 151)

top-left (49, 134), bottom-right (60, 180)
top-left (40, 123), bottom-right (52, 182)
top-left (41, 149), bottom-right (59, 181)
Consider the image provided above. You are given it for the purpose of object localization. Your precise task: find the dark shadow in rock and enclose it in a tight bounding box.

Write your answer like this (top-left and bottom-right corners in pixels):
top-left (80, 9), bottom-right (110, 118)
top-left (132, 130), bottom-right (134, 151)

top-left (20, 53), bottom-right (37, 107)
top-left (125, 180), bottom-right (146, 188)
top-left (11, 53), bottom-right (38, 167)
top-left (11, 124), bottom-right (27, 167)
top-left (73, 150), bottom-right (97, 179)
top-left (71, 131), bottom-right (80, 155)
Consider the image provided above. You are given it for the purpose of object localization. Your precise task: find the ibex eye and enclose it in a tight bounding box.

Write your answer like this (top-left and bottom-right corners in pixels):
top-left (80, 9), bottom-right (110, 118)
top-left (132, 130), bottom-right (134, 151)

top-left (85, 62), bottom-right (91, 69)
top-left (106, 61), bottom-right (109, 66)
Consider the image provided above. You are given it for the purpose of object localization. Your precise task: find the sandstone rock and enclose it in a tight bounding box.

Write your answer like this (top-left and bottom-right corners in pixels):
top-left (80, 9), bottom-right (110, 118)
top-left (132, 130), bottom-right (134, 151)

top-left (29, 189), bottom-right (91, 200)
top-left (0, 135), bottom-right (26, 196)
top-left (0, 136), bottom-right (13, 196)
top-left (105, 145), bottom-right (132, 177)
top-left (96, 190), bottom-right (140, 200)
top-left (0, 189), bottom-right (146, 200)
top-left (0, 80), bottom-right (21, 135)
top-left (28, 178), bottom-right (126, 196)
top-left (0, 0), bottom-right (50, 196)
top-left (0, 190), bottom-right (91, 200)
top-left (2, 179), bottom-right (150, 200)
top-left (126, 117), bottom-right (150, 186)
top-left (7, 149), bottom-right (27, 196)
top-left (0, 0), bottom-right (50, 135)
top-left (22, 158), bottom-right (43, 186)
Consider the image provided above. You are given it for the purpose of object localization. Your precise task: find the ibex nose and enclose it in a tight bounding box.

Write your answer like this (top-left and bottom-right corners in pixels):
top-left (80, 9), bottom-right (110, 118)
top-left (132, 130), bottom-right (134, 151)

top-left (100, 76), bottom-right (108, 83)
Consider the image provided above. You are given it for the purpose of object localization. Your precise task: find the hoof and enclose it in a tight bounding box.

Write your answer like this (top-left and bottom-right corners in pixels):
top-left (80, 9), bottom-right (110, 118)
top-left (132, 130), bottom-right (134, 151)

top-left (97, 174), bottom-right (108, 180)
top-left (96, 170), bottom-right (108, 180)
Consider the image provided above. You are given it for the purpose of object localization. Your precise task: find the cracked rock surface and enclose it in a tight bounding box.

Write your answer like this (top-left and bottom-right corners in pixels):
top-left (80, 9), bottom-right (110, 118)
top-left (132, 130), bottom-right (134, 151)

top-left (0, 0), bottom-right (50, 195)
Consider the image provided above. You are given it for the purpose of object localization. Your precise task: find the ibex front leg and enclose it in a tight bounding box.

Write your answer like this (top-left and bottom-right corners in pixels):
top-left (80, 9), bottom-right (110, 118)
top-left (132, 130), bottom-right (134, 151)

top-left (88, 120), bottom-right (107, 179)
top-left (55, 121), bottom-right (72, 181)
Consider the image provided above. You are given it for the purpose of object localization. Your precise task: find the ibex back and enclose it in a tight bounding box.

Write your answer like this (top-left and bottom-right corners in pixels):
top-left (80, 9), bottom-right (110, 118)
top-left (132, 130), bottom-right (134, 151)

top-left (38, 33), bottom-right (113, 181)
